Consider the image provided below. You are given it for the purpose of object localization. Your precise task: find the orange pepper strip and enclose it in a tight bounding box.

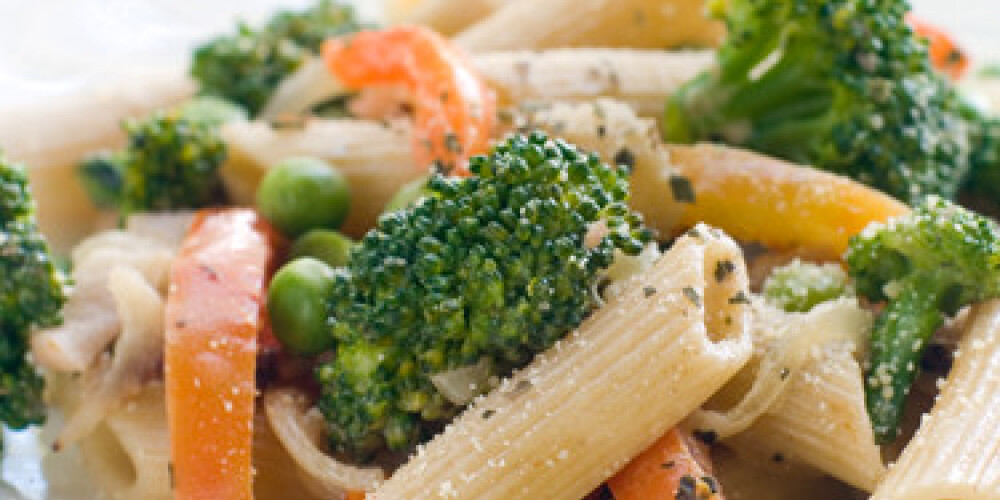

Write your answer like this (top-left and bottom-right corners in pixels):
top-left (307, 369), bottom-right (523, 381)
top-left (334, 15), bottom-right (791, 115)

top-left (631, 144), bottom-right (910, 260)
top-left (322, 26), bottom-right (497, 176)
top-left (608, 427), bottom-right (723, 500)
top-left (165, 208), bottom-right (284, 500)
top-left (907, 14), bottom-right (969, 81)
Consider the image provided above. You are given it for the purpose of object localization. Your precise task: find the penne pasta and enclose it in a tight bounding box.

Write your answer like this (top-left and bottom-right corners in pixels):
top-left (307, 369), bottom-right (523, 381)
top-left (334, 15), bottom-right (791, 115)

top-left (477, 49), bottom-right (712, 117)
top-left (725, 342), bottom-right (886, 492)
top-left (220, 119), bottom-right (420, 237)
top-left (870, 299), bottom-right (1000, 500)
top-left (689, 298), bottom-right (872, 439)
top-left (372, 225), bottom-right (753, 500)
top-left (453, 0), bottom-right (723, 52)
top-left (400, 0), bottom-right (514, 35)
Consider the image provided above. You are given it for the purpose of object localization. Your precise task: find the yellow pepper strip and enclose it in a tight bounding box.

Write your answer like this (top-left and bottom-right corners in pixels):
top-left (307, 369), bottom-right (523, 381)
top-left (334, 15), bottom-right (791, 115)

top-left (630, 143), bottom-right (910, 260)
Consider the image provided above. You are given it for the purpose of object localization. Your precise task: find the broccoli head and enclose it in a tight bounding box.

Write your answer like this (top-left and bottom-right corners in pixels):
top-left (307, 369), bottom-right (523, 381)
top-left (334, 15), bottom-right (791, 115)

top-left (664, 0), bottom-right (975, 204)
top-left (762, 259), bottom-right (850, 313)
top-left (0, 154), bottom-right (67, 432)
top-left (316, 132), bottom-right (653, 457)
top-left (78, 97), bottom-right (239, 216)
top-left (846, 196), bottom-right (1000, 442)
top-left (190, 0), bottom-right (362, 116)
top-left (963, 115), bottom-right (1000, 200)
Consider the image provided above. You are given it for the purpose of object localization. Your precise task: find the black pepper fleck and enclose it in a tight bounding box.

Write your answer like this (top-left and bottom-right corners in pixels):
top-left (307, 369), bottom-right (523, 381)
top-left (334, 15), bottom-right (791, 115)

top-left (714, 260), bottom-right (735, 282)
top-left (669, 175), bottom-right (696, 203)
top-left (728, 291), bottom-right (750, 305)
top-left (682, 286), bottom-right (702, 307)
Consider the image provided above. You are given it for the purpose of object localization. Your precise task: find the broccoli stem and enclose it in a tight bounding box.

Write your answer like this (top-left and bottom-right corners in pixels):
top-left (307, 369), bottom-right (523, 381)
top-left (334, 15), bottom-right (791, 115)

top-left (865, 283), bottom-right (944, 443)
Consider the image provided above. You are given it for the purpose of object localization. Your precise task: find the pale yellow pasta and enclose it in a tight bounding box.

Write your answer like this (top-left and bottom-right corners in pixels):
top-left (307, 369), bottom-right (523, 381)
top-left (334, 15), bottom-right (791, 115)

top-left (453, 0), bottom-right (723, 52)
top-left (220, 119), bottom-right (421, 237)
top-left (400, 0), bottom-right (514, 35)
top-left (726, 343), bottom-right (886, 492)
top-left (870, 299), bottom-right (1000, 500)
top-left (688, 298), bottom-right (872, 439)
top-left (477, 49), bottom-right (712, 117)
top-left (373, 225), bottom-right (753, 500)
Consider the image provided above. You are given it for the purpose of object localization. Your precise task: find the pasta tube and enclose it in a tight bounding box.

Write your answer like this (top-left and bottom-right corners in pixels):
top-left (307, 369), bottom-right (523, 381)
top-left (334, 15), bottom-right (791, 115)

top-left (688, 298), bottom-right (884, 491)
top-left (220, 119), bottom-right (420, 237)
top-left (373, 225), bottom-right (753, 500)
top-left (400, 0), bottom-right (513, 35)
top-left (725, 343), bottom-right (886, 492)
top-left (870, 299), bottom-right (1000, 500)
top-left (477, 49), bottom-right (712, 117)
top-left (453, 0), bottom-right (723, 52)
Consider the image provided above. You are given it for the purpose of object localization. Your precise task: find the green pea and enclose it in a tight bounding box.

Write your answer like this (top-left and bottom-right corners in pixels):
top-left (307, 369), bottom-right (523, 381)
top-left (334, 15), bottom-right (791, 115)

top-left (267, 257), bottom-right (336, 355)
top-left (383, 175), bottom-right (431, 214)
top-left (256, 156), bottom-right (351, 237)
top-left (291, 229), bottom-right (354, 268)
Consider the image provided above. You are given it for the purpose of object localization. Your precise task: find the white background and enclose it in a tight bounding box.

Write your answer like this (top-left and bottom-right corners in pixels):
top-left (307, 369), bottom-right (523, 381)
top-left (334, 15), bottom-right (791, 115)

top-left (0, 1), bottom-right (995, 112)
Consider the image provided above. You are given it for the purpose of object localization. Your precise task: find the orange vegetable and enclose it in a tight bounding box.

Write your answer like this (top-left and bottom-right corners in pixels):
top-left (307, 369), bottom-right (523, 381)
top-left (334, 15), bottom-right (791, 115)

top-left (630, 144), bottom-right (910, 260)
top-left (165, 208), bottom-right (284, 500)
top-left (346, 491), bottom-right (368, 500)
top-left (907, 14), bottom-right (969, 80)
top-left (323, 26), bottom-right (497, 176)
top-left (608, 427), bottom-right (723, 500)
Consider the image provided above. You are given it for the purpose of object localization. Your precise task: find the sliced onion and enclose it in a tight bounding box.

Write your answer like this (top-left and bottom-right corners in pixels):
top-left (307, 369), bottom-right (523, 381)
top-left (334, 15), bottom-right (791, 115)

top-left (261, 57), bottom-right (346, 120)
top-left (430, 357), bottom-right (496, 406)
top-left (264, 389), bottom-right (384, 497)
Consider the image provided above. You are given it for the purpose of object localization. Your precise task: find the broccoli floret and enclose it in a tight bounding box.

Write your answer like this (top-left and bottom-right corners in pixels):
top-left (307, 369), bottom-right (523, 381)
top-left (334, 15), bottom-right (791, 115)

top-left (78, 97), bottom-right (239, 215)
top-left (190, 0), bottom-right (363, 116)
top-left (763, 259), bottom-right (850, 313)
top-left (316, 132), bottom-right (652, 458)
top-left (0, 154), bottom-right (67, 434)
top-left (664, 0), bottom-right (976, 204)
top-left (845, 196), bottom-right (1000, 443)
top-left (963, 115), bottom-right (1000, 199)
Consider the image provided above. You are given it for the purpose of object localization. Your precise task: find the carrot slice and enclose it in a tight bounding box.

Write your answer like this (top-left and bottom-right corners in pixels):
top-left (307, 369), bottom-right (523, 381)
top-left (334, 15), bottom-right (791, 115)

top-left (322, 26), bottom-right (497, 175)
top-left (165, 208), bottom-right (284, 500)
top-left (608, 427), bottom-right (723, 500)
top-left (907, 14), bottom-right (969, 81)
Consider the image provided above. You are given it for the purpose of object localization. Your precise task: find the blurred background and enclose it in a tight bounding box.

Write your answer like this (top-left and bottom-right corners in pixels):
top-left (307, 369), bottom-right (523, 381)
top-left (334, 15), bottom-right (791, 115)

top-left (0, 1), bottom-right (994, 112)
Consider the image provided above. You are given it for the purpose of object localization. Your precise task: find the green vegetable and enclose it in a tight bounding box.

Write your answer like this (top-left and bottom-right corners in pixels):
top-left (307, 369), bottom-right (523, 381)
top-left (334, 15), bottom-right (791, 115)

top-left (190, 0), bottom-right (363, 116)
top-left (256, 157), bottom-right (351, 237)
top-left (383, 175), bottom-right (431, 213)
top-left (78, 101), bottom-right (232, 216)
top-left (846, 196), bottom-right (1000, 443)
top-left (290, 229), bottom-right (354, 268)
top-left (0, 153), bottom-right (67, 436)
top-left (316, 131), bottom-right (653, 458)
top-left (268, 257), bottom-right (337, 356)
top-left (663, 0), bottom-right (979, 204)
top-left (175, 96), bottom-right (248, 126)
top-left (763, 259), bottom-right (850, 312)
